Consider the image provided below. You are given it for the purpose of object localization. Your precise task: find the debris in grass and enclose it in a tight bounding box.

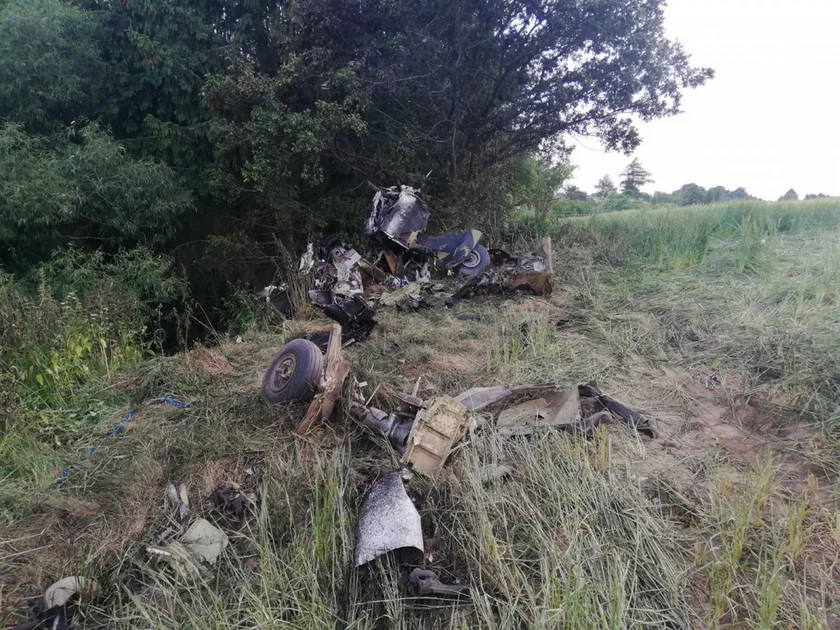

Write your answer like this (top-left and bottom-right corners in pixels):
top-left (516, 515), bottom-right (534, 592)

top-left (402, 396), bottom-right (470, 476)
top-left (105, 409), bottom-right (135, 436)
top-left (407, 568), bottom-right (468, 598)
top-left (154, 396), bottom-right (193, 409)
top-left (353, 394), bottom-right (470, 476)
top-left (577, 381), bottom-right (656, 438)
top-left (355, 471), bottom-right (424, 567)
top-left (261, 323), bottom-right (351, 434)
top-left (296, 323), bottom-right (351, 434)
top-left (446, 238), bottom-right (553, 306)
top-left (207, 482), bottom-right (256, 520)
top-left (495, 388), bottom-right (580, 437)
top-left (166, 482), bottom-right (190, 522)
top-left (11, 576), bottom-right (101, 630)
top-left (179, 518), bottom-right (229, 565)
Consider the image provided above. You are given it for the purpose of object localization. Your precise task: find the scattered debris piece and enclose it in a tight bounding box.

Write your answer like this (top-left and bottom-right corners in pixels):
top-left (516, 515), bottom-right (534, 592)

top-left (304, 236), bottom-right (379, 339)
top-left (167, 482), bottom-right (190, 522)
top-left (296, 323), bottom-right (351, 434)
top-left (154, 396), bottom-right (193, 409)
top-left (258, 284), bottom-right (296, 319)
top-left (379, 281), bottom-right (429, 311)
top-left (105, 409), bottom-right (135, 436)
top-left (353, 402), bottom-right (414, 454)
top-left (446, 238), bottom-right (553, 306)
top-left (573, 410), bottom-right (614, 438)
top-left (407, 568), bottom-right (468, 598)
top-left (207, 482), bottom-right (257, 520)
top-left (578, 381), bottom-right (656, 438)
top-left (355, 471), bottom-right (424, 567)
top-left (403, 396), bottom-right (470, 476)
top-left (454, 384), bottom-right (556, 412)
top-left (496, 388), bottom-right (580, 437)
top-left (11, 577), bottom-right (101, 630)
top-left (43, 576), bottom-right (100, 609)
top-left (179, 518), bottom-right (229, 565)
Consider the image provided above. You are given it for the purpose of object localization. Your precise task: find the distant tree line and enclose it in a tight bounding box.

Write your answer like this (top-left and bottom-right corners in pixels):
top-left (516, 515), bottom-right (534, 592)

top-left (555, 158), bottom-right (834, 214)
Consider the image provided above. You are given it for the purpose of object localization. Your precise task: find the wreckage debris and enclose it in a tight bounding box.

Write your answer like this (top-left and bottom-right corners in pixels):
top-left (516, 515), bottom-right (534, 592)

top-left (402, 396), bottom-right (469, 476)
top-left (454, 383), bottom-right (557, 412)
top-left (495, 388), bottom-right (580, 437)
top-left (352, 395), bottom-right (471, 476)
top-left (207, 482), bottom-right (257, 520)
top-left (11, 577), bottom-right (101, 630)
top-left (355, 471), bottom-right (424, 568)
top-left (407, 568), bottom-right (468, 598)
top-left (365, 184), bottom-right (489, 278)
top-left (578, 381), bottom-right (656, 438)
top-left (262, 338), bottom-right (324, 404)
top-left (261, 324), bottom-right (351, 434)
top-left (446, 238), bottom-right (554, 306)
top-left (147, 517), bottom-right (230, 576)
top-left (167, 482), bottom-right (190, 522)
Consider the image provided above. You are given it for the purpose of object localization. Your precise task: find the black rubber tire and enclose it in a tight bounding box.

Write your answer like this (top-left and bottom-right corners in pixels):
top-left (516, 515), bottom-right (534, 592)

top-left (262, 338), bottom-right (324, 404)
top-left (457, 244), bottom-right (490, 276)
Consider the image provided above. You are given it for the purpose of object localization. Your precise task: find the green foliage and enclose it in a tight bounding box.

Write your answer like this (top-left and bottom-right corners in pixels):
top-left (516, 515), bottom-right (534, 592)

top-left (619, 158), bottom-right (653, 197)
top-left (0, 123), bottom-right (192, 268)
top-left (0, 0), bottom-right (103, 131)
top-left (554, 199), bottom-right (593, 217)
top-left (602, 194), bottom-right (639, 212)
top-left (594, 175), bottom-right (617, 198)
top-left (0, 248), bottom-right (179, 517)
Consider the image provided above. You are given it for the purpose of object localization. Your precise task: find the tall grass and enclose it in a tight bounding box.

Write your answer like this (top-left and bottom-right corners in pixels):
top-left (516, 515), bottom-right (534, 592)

top-left (558, 198), bottom-right (840, 271)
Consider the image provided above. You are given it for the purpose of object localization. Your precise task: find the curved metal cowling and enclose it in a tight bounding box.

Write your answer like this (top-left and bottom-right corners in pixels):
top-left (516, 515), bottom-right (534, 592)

top-left (355, 471), bottom-right (424, 567)
top-left (365, 186), bottom-right (431, 240)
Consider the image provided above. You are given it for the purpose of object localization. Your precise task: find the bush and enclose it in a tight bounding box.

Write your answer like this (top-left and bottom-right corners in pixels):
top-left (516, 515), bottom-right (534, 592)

top-left (602, 194), bottom-right (639, 212)
top-left (553, 199), bottom-right (593, 216)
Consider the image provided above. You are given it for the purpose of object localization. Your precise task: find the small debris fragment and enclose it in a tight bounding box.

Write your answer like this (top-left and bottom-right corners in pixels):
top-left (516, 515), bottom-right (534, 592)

top-left (43, 576), bottom-right (101, 609)
top-left (179, 518), bottom-right (229, 565)
top-left (12, 577), bottom-right (101, 630)
top-left (166, 482), bottom-right (190, 522)
top-left (207, 482), bottom-right (257, 520)
top-left (578, 381), bottom-right (656, 437)
top-left (407, 568), bottom-right (468, 598)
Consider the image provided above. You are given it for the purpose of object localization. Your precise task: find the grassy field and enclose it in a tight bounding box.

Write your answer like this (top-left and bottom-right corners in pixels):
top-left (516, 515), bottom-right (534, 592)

top-left (2, 199), bottom-right (840, 628)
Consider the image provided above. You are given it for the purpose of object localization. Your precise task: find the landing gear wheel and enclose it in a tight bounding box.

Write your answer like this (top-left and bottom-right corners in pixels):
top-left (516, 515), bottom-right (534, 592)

top-left (457, 244), bottom-right (489, 277)
top-left (262, 339), bottom-right (324, 403)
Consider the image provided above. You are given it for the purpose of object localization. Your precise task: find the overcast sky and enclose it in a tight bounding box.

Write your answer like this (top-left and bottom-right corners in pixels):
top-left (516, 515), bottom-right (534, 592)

top-left (569, 0), bottom-right (840, 200)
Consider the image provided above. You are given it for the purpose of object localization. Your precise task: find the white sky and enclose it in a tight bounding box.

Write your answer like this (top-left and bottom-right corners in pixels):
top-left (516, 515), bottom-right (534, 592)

top-left (569, 0), bottom-right (840, 200)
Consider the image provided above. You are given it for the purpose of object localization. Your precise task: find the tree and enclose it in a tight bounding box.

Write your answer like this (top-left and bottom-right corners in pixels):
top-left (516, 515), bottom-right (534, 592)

top-left (620, 159), bottom-right (654, 197)
top-left (564, 185), bottom-right (589, 202)
top-left (595, 175), bottom-right (617, 199)
top-left (675, 183), bottom-right (706, 206)
top-left (0, 0), bottom-right (103, 132)
top-left (508, 155), bottom-right (573, 220)
top-left (779, 188), bottom-right (798, 201)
